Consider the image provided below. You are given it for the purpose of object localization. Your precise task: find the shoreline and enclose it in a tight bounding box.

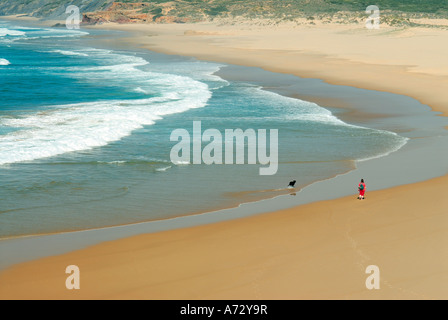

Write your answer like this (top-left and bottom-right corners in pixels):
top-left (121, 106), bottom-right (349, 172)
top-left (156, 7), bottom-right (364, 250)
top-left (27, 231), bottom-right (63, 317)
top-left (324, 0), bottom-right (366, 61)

top-left (1, 174), bottom-right (447, 299)
top-left (1, 17), bottom-right (447, 299)
top-left (0, 48), bottom-right (436, 241)
top-left (0, 57), bottom-right (423, 241)
top-left (88, 21), bottom-right (448, 117)
top-left (0, 17), bottom-right (417, 240)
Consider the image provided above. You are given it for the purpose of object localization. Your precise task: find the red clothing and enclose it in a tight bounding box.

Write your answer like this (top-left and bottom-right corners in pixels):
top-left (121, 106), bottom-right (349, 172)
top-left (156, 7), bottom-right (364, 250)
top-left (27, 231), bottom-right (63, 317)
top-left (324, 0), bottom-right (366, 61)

top-left (359, 183), bottom-right (366, 196)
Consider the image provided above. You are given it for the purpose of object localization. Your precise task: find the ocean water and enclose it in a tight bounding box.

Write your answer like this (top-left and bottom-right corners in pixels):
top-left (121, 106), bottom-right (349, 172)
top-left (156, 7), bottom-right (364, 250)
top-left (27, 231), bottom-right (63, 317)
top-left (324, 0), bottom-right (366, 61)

top-left (0, 21), bottom-right (408, 238)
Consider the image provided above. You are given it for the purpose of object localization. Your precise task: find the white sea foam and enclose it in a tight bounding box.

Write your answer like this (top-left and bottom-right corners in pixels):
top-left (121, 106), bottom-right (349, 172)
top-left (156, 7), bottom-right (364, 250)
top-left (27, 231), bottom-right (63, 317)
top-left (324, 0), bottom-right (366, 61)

top-left (0, 50), bottom-right (212, 165)
top-left (134, 87), bottom-right (148, 94)
top-left (173, 161), bottom-right (190, 165)
top-left (0, 58), bottom-right (10, 66)
top-left (32, 28), bottom-right (88, 39)
top-left (168, 61), bottom-right (230, 90)
top-left (0, 93), bottom-right (209, 165)
top-left (256, 87), bottom-right (410, 161)
top-left (156, 166), bottom-right (172, 172)
top-left (0, 28), bottom-right (26, 37)
top-left (248, 86), bottom-right (351, 126)
top-left (51, 50), bottom-right (89, 57)
top-left (0, 26), bottom-right (88, 42)
top-left (99, 161), bottom-right (127, 165)
top-left (357, 135), bottom-right (409, 162)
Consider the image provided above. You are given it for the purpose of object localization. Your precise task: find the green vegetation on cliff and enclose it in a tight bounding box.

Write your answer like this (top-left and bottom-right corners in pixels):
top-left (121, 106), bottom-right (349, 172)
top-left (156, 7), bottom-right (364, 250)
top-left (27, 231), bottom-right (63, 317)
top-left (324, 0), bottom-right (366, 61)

top-left (1, 0), bottom-right (446, 22)
top-left (0, 0), bottom-right (113, 19)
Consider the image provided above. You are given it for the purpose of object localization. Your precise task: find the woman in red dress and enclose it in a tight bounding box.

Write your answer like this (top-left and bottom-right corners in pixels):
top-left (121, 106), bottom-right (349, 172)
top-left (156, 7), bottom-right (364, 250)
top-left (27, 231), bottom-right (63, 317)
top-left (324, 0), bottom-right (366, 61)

top-left (358, 179), bottom-right (366, 200)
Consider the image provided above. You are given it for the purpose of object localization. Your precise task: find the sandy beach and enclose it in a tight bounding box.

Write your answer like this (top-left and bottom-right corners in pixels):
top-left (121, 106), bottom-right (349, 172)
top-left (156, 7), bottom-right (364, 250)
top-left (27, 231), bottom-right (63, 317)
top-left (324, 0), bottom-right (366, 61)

top-left (92, 21), bottom-right (448, 117)
top-left (1, 175), bottom-right (447, 299)
top-left (1, 18), bottom-right (447, 299)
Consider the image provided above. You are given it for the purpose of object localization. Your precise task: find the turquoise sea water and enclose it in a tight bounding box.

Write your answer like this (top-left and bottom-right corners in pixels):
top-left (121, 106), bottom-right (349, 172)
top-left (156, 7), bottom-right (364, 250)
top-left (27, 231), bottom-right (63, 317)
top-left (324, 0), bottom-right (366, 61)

top-left (0, 21), bottom-right (408, 238)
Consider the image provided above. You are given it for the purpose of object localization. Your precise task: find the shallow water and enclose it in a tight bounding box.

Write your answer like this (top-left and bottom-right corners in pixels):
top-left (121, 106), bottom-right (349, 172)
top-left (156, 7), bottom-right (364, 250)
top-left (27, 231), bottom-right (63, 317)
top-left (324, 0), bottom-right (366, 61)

top-left (0, 21), bottom-right (410, 238)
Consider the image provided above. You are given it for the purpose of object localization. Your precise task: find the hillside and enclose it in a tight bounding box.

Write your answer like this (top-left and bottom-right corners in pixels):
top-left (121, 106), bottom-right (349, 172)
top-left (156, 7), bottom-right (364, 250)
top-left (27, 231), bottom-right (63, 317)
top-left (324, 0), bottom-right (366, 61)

top-left (0, 0), bottom-right (447, 25)
top-left (0, 0), bottom-right (113, 20)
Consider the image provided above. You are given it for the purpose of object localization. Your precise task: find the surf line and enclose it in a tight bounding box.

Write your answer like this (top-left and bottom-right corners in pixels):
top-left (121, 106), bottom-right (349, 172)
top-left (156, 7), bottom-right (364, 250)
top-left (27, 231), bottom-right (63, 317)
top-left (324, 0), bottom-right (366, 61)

top-left (170, 121), bottom-right (278, 175)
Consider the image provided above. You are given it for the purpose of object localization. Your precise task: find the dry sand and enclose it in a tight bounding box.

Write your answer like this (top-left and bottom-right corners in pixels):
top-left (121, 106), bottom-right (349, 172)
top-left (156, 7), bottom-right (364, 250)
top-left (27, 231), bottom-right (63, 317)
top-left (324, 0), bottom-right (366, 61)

top-left (92, 21), bottom-right (448, 116)
top-left (1, 19), bottom-right (447, 299)
top-left (1, 175), bottom-right (447, 299)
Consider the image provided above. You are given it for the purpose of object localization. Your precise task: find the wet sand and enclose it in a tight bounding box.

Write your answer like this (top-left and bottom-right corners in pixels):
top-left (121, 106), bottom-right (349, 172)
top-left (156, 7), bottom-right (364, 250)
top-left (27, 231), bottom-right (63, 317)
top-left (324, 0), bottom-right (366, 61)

top-left (1, 174), bottom-right (447, 299)
top-left (0, 18), bottom-right (447, 299)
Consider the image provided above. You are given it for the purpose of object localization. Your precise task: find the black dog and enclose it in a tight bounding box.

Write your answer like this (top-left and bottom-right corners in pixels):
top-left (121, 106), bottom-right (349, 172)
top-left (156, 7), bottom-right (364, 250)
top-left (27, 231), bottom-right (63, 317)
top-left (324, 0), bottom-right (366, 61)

top-left (288, 180), bottom-right (296, 188)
